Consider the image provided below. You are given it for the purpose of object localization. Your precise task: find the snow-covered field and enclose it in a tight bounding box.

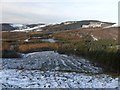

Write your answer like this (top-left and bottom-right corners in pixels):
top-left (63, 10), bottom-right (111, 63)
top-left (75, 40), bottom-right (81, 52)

top-left (2, 51), bottom-right (102, 73)
top-left (1, 70), bottom-right (119, 88)
top-left (1, 51), bottom-right (119, 88)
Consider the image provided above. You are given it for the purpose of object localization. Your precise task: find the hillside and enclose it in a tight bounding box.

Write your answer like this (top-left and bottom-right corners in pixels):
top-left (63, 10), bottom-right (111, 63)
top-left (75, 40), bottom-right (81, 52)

top-left (0, 23), bottom-right (45, 31)
top-left (42, 20), bottom-right (115, 32)
top-left (1, 20), bottom-right (115, 32)
top-left (53, 27), bottom-right (118, 41)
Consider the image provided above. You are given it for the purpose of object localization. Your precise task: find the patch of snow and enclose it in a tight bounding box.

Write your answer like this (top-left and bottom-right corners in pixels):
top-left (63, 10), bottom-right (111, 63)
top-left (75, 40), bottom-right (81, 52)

top-left (10, 24), bottom-right (24, 27)
top-left (63, 21), bottom-right (77, 25)
top-left (91, 34), bottom-right (98, 41)
top-left (103, 24), bottom-right (118, 29)
top-left (24, 38), bottom-right (30, 42)
top-left (82, 22), bottom-right (103, 28)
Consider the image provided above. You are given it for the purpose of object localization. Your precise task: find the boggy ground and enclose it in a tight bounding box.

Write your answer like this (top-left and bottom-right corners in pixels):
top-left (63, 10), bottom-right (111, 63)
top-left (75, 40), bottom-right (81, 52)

top-left (1, 27), bottom-right (120, 73)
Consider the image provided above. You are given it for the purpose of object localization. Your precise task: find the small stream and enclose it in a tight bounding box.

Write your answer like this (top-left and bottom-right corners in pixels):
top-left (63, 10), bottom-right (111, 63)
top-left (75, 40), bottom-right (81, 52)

top-left (24, 38), bottom-right (58, 43)
top-left (40, 38), bottom-right (58, 43)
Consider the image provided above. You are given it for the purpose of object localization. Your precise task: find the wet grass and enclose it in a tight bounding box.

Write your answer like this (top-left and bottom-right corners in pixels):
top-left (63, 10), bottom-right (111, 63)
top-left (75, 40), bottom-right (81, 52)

top-left (53, 30), bottom-right (120, 74)
top-left (2, 31), bottom-right (120, 75)
top-left (18, 43), bottom-right (60, 53)
top-left (1, 31), bottom-right (57, 57)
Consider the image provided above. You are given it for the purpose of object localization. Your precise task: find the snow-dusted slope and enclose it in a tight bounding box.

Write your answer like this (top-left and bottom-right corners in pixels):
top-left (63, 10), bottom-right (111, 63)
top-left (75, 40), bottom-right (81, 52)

top-left (0, 23), bottom-right (46, 32)
top-left (2, 51), bottom-right (102, 73)
top-left (11, 24), bottom-right (46, 32)
top-left (103, 24), bottom-right (118, 29)
top-left (13, 25), bottom-right (46, 32)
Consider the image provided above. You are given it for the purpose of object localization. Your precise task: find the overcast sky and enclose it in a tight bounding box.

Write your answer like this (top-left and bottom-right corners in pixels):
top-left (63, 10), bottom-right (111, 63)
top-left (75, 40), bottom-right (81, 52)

top-left (0, 0), bottom-right (119, 24)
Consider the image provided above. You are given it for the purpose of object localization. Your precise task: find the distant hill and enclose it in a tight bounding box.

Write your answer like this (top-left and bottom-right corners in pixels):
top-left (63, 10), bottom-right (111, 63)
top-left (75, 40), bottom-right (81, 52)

top-left (0, 20), bottom-right (115, 32)
top-left (0, 23), bottom-right (45, 31)
top-left (42, 20), bottom-right (115, 32)
top-left (0, 23), bottom-right (16, 31)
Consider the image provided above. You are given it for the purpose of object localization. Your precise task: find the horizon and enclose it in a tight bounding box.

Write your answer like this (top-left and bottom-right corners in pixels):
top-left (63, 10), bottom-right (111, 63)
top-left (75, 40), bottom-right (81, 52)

top-left (0, 0), bottom-right (119, 24)
top-left (0, 19), bottom-right (117, 25)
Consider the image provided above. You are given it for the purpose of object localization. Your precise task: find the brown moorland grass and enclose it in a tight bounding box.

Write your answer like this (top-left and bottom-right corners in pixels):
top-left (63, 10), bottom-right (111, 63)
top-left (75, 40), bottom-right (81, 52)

top-left (2, 31), bottom-right (49, 41)
top-left (1, 42), bottom-right (10, 51)
top-left (2, 32), bottom-right (28, 40)
top-left (18, 43), bottom-right (60, 53)
top-left (53, 27), bottom-right (120, 73)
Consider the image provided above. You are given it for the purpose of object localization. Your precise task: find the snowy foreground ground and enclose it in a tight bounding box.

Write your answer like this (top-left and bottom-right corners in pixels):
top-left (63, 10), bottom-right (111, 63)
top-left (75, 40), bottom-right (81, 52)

top-left (1, 51), bottom-right (119, 88)
top-left (0, 70), bottom-right (119, 88)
